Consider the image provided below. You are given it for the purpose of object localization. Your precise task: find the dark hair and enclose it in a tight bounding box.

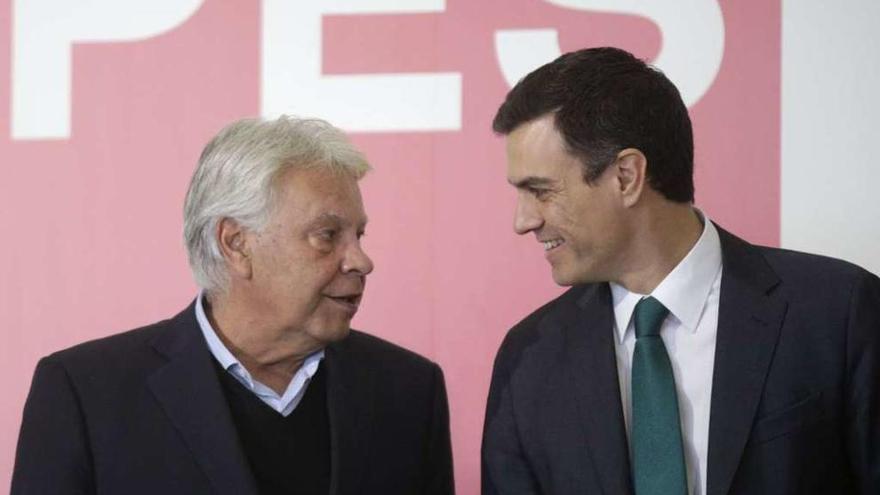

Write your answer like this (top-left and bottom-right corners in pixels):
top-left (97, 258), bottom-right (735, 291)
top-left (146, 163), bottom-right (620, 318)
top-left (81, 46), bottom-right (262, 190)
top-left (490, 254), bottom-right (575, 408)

top-left (493, 47), bottom-right (694, 203)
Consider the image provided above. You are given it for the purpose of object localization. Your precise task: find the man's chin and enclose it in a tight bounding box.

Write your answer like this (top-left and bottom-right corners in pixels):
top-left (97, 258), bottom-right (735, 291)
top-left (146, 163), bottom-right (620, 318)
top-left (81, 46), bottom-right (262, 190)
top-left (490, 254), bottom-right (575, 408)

top-left (551, 271), bottom-right (577, 287)
top-left (551, 266), bottom-right (595, 287)
top-left (321, 324), bottom-right (352, 343)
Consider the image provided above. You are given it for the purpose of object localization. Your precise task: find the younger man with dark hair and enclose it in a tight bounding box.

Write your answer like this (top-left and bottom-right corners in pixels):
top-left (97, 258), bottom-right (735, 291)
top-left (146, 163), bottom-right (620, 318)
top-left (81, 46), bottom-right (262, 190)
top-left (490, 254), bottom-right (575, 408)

top-left (482, 47), bottom-right (879, 495)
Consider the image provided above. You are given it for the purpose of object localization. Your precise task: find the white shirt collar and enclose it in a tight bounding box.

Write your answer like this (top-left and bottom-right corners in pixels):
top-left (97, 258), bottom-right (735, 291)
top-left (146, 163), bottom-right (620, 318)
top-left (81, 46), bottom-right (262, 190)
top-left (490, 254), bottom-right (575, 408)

top-left (610, 211), bottom-right (722, 343)
top-left (194, 291), bottom-right (324, 415)
top-left (195, 291), bottom-right (241, 371)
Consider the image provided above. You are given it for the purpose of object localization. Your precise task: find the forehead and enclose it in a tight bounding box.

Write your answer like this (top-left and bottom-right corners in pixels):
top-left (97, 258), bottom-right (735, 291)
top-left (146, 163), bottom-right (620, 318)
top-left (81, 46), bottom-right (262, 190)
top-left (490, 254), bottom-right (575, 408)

top-left (505, 115), bottom-right (581, 184)
top-left (272, 166), bottom-right (367, 225)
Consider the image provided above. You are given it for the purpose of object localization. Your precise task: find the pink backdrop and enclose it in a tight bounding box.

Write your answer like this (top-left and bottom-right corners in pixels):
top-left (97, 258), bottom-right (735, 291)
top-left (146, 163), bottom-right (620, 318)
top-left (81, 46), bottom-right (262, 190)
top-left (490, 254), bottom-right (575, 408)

top-left (0, 1), bottom-right (779, 492)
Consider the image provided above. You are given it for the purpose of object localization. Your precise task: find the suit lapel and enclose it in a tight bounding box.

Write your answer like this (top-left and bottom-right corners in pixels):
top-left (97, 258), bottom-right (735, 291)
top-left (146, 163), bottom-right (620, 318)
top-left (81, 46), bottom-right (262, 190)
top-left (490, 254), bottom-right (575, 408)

top-left (325, 334), bottom-right (375, 495)
top-left (561, 284), bottom-right (633, 495)
top-left (147, 304), bottom-right (259, 495)
top-left (706, 228), bottom-right (788, 495)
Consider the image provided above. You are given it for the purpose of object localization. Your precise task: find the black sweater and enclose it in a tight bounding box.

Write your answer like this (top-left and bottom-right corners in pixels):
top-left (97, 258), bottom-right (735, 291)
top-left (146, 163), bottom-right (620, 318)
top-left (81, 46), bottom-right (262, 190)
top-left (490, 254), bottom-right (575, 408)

top-left (215, 360), bottom-right (330, 495)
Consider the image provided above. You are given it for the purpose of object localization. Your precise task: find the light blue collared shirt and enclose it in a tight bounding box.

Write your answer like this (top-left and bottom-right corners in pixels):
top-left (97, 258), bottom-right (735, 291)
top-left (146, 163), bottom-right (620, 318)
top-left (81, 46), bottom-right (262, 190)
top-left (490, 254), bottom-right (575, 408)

top-left (195, 292), bottom-right (324, 417)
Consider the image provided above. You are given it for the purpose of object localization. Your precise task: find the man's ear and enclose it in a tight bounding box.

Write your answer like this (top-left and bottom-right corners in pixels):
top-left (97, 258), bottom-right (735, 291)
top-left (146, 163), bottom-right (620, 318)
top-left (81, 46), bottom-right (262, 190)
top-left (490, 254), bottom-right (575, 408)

top-left (615, 148), bottom-right (648, 208)
top-left (217, 218), bottom-right (253, 280)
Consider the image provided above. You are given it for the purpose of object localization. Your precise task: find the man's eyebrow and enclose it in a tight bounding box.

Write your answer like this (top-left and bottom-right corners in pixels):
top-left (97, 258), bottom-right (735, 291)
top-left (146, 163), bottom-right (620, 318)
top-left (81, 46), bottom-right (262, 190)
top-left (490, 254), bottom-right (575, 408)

top-left (310, 212), bottom-right (368, 229)
top-left (308, 212), bottom-right (345, 226)
top-left (508, 176), bottom-right (555, 189)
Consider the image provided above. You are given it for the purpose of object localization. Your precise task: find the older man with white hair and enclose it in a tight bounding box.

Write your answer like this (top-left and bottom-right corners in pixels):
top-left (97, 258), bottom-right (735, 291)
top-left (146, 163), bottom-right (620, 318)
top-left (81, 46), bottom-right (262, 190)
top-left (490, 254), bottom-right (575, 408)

top-left (12, 116), bottom-right (454, 495)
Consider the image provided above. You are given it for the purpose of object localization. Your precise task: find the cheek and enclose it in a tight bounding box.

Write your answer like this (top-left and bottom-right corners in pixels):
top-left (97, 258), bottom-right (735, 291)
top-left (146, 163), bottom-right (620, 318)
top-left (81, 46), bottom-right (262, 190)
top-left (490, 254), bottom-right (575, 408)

top-left (559, 200), bottom-right (619, 250)
top-left (299, 259), bottom-right (346, 301)
top-left (545, 201), bottom-right (573, 229)
top-left (554, 202), bottom-right (590, 242)
top-left (252, 235), bottom-right (344, 295)
top-left (596, 213), bottom-right (630, 259)
top-left (255, 255), bottom-right (319, 306)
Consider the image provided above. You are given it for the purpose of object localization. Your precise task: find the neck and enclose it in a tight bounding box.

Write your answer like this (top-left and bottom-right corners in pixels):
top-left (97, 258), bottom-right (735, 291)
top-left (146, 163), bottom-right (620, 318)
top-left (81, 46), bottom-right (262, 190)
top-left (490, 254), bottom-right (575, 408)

top-left (613, 201), bottom-right (703, 295)
top-left (204, 291), bottom-right (321, 395)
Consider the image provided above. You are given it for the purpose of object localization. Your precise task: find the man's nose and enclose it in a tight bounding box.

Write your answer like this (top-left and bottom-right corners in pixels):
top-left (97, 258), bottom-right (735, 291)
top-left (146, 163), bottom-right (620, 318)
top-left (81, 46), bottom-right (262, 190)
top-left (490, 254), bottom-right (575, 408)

top-left (342, 241), bottom-right (374, 275)
top-left (513, 196), bottom-right (542, 235)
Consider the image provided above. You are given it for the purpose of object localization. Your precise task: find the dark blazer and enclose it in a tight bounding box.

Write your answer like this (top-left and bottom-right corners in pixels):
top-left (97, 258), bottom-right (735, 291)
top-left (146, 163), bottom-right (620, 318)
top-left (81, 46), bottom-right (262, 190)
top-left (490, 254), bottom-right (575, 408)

top-left (12, 303), bottom-right (454, 495)
top-left (482, 227), bottom-right (880, 495)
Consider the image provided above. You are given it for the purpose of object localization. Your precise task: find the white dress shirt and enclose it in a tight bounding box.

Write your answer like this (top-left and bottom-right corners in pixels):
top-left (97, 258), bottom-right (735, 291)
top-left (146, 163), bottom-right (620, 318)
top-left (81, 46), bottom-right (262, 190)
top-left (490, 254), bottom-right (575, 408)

top-left (195, 292), bottom-right (324, 417)
top-left (611, 214), bottom-right (723, 495)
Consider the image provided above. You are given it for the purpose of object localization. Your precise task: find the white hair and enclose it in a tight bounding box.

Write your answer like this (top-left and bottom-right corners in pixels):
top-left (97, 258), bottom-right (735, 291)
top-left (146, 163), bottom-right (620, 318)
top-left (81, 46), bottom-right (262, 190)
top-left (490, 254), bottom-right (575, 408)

top-left (183, 115), bottom-right (371, 293)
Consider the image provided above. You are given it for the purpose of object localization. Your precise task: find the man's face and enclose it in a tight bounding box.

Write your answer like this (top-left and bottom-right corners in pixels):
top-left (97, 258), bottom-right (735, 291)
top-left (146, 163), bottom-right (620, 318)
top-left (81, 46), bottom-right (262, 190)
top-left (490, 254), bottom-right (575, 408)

top-left (506, 115), bottom-right (628, 286)
top-left (246, 166), bottom-right (373, 346)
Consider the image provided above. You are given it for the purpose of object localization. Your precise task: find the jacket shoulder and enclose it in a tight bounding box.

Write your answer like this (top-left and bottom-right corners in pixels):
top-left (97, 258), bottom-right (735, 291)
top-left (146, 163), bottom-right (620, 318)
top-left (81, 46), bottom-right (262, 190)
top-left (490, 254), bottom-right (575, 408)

top-left (342, 329), bottom-right (440, 373)
top-left (756, 245), bottom-right (876, 289)
top-left (488, 285), bottom-right (595, 380)
top-left (759, 243), bottom-right (863, 272)
top-left (718, 225), bottom-right (873, 285)
top-left (41, 317), bottom-right (176, 378)
top-left (499, 285), bottom-right (590, 355)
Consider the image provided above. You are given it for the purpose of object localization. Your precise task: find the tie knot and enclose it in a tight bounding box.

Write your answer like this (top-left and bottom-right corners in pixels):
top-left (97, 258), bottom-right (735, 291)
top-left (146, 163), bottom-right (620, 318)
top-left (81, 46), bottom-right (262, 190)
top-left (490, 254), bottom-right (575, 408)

top-left (633, 296), bottom-right (669, 338)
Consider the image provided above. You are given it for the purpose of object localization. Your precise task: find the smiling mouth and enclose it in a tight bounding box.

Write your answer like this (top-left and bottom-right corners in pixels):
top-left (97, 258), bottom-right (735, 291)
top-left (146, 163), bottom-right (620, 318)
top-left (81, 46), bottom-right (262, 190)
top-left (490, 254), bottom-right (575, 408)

top-left (541, 238), bottom-right (564, 251)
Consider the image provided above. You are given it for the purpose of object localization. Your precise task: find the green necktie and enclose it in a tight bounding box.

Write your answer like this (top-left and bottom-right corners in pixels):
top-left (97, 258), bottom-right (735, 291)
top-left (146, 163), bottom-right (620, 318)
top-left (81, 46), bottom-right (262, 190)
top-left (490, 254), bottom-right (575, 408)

top-left (631, 296), bottom-right (687, 495)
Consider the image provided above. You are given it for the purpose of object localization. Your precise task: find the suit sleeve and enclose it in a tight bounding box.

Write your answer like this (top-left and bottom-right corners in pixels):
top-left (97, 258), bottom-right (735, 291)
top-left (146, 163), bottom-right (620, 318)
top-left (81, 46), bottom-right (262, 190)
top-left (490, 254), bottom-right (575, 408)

top-left (422, 364), bottom-right (455, 495)
top-left (11, 356), bottom-right (95, 495)
top-left (844, 270), bottom-right (880, 493)
top-left (482, 342), bottom-right (540, 495)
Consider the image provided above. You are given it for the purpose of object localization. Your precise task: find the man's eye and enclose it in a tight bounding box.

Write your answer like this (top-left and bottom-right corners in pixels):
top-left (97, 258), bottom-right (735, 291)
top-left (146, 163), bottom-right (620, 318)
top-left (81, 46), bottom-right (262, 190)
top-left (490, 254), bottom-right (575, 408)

top-left (317, 229), bottom-right (337, 241)
top-left (530, 188), bottom-right (549, 200)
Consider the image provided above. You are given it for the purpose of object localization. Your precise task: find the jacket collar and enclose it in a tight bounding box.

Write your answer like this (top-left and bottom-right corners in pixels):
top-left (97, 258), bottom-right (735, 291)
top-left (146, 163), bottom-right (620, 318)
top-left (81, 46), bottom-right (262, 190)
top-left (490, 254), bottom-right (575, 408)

top-left (147, 303), bottom-right (376, 495)
top-left (554, 225), bottom-right (786, 495)
top-left (705, 226), bottom-right (787, 495)
top-left (148, 302), bottom-right (260, 495)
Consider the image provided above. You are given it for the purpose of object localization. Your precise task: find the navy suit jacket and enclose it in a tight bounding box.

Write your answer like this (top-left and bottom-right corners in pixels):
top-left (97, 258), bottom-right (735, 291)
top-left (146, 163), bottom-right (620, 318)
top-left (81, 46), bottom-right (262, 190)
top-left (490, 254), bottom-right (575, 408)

top-left (12, 303), bottom-right (454, 495)
top-left (482, 227), bottom-right (880, 494)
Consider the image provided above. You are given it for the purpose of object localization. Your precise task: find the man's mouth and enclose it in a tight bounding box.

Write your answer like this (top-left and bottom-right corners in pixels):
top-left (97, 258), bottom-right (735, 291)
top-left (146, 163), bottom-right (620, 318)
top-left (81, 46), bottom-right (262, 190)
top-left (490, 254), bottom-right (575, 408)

top-left (325, 293), bottom-right (362, 312)
top-left (541, 238), bottom-right (565, 251)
